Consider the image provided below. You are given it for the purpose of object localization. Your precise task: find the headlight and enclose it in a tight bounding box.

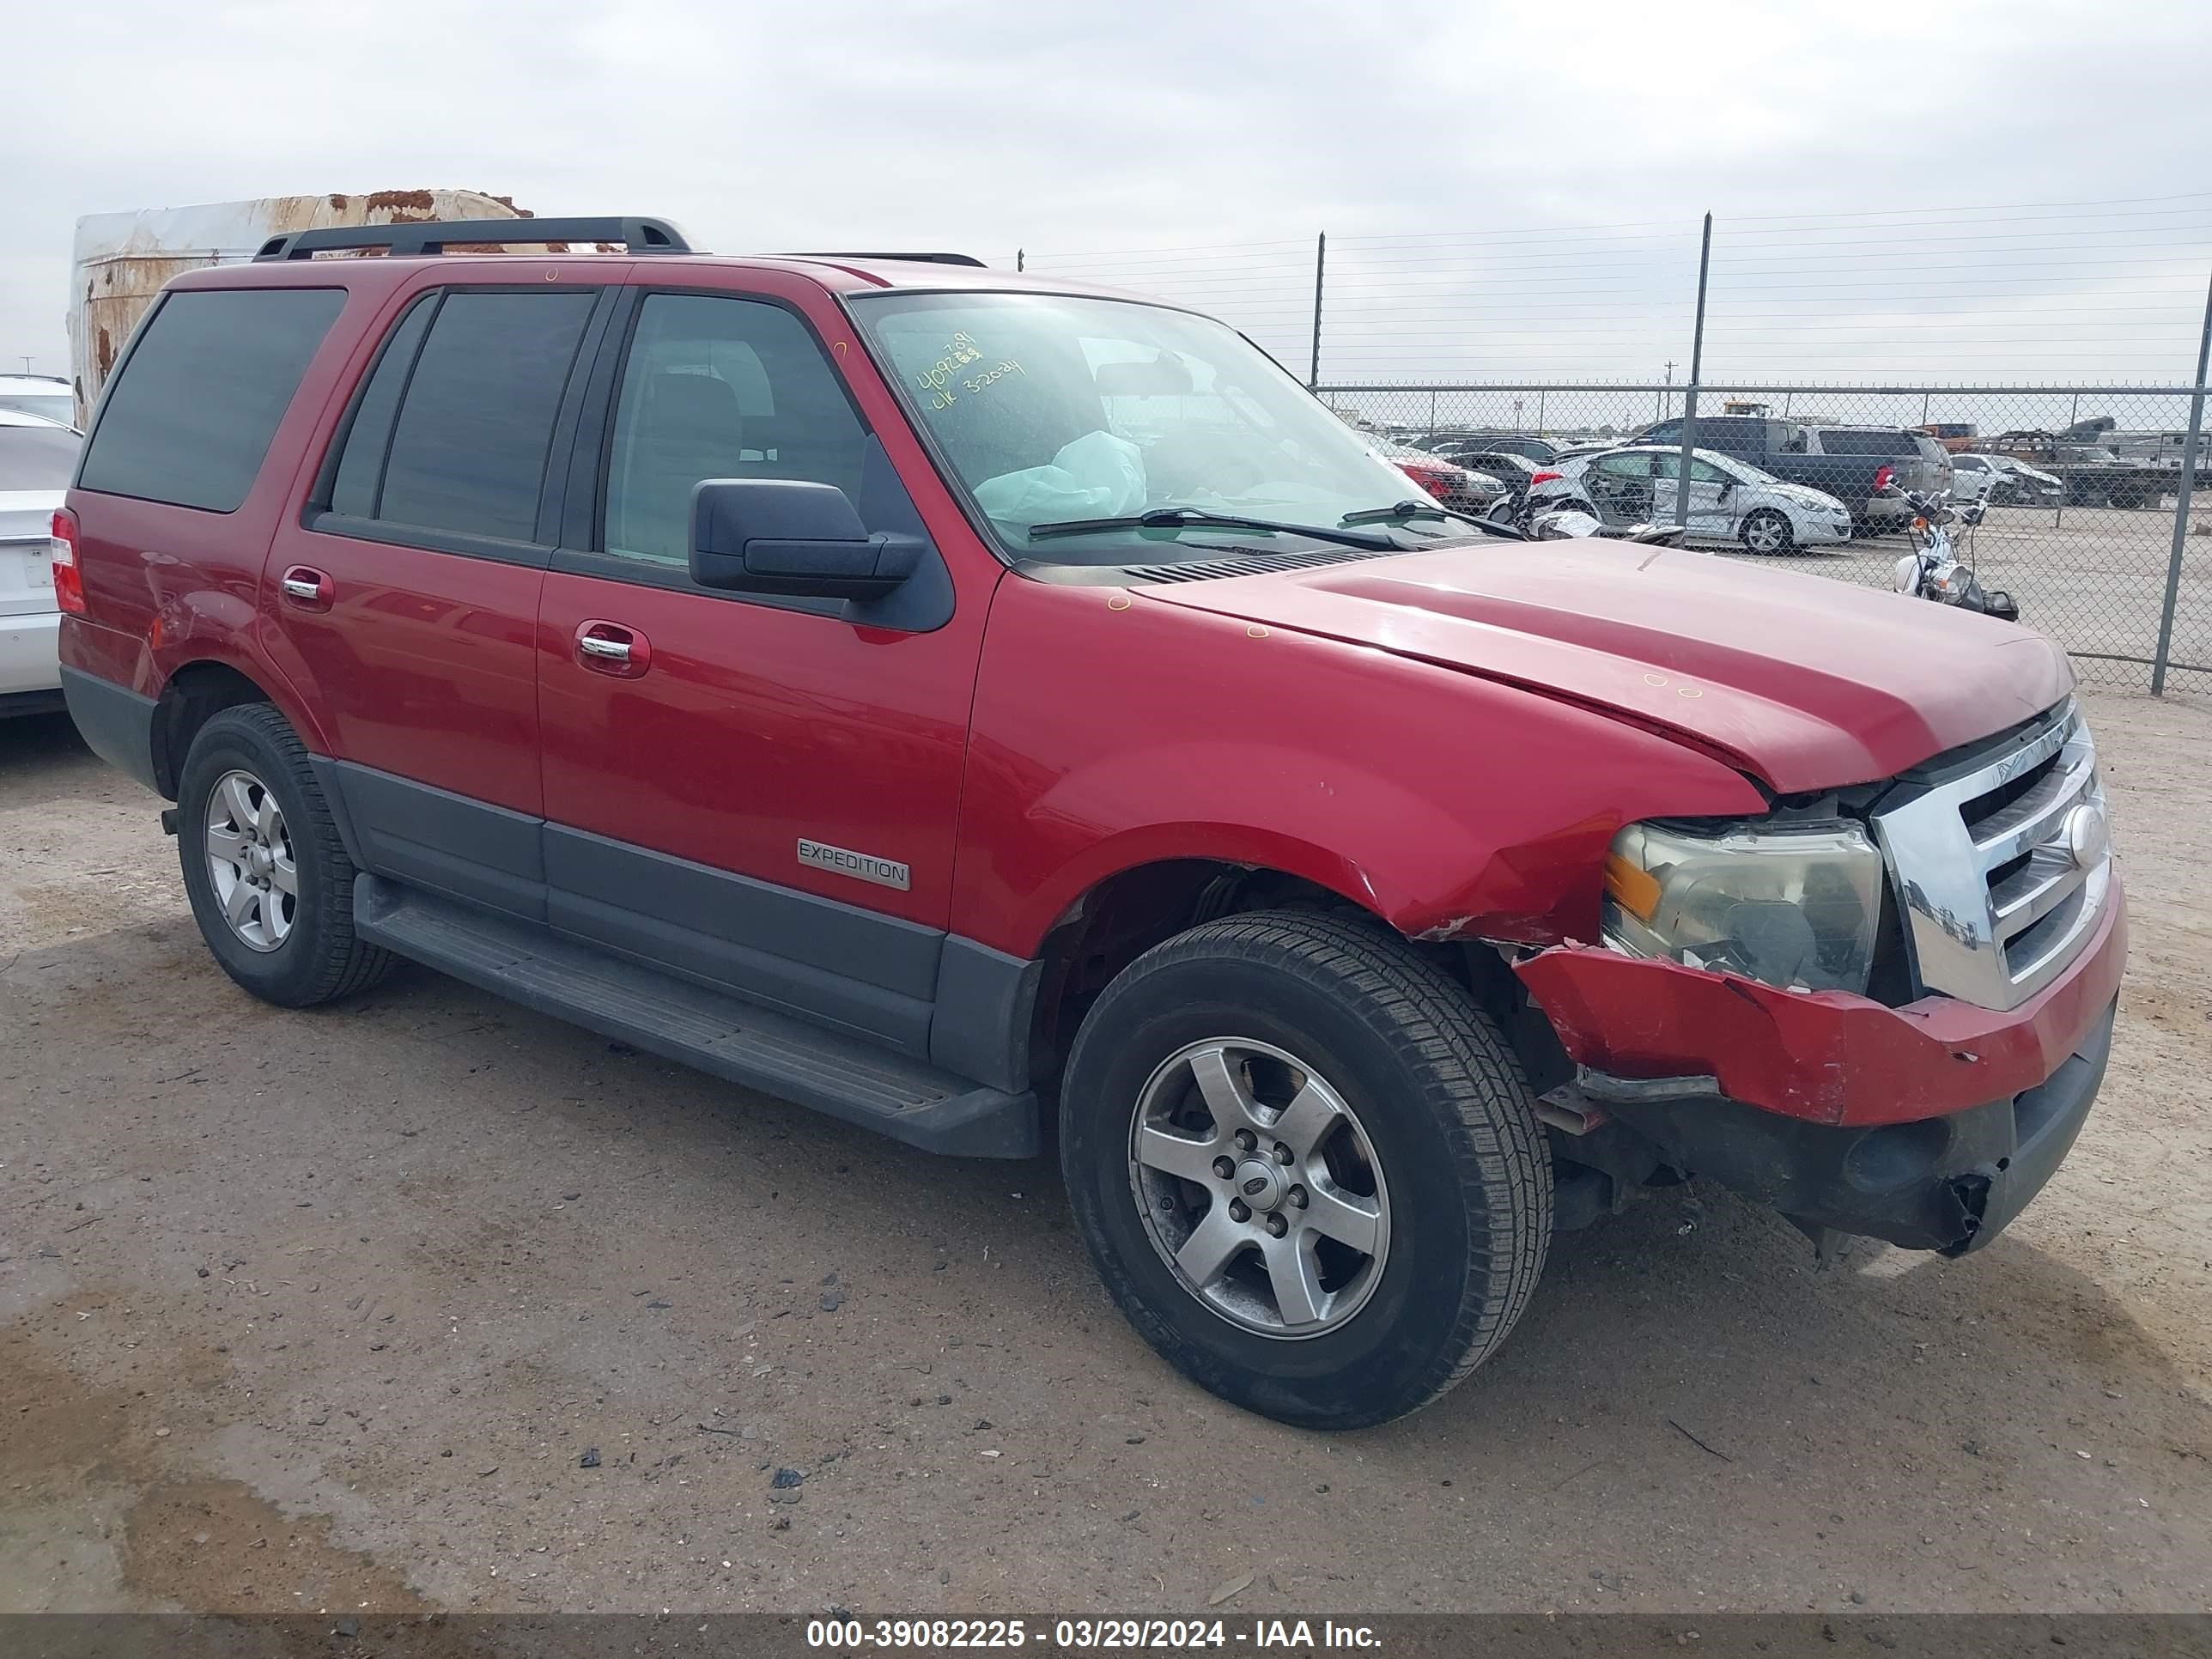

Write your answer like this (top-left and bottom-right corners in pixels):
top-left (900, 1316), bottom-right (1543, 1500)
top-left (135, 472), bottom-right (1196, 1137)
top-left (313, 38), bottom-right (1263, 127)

top-left (1602, 819), bottom-right (1886, 994)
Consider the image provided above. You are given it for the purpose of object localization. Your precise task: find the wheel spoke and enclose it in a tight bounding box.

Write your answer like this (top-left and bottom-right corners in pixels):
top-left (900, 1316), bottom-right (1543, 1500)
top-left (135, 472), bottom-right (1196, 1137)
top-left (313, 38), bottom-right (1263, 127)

top-left (220, 775), bottom-right (257, 830)
top-left (1135, 1123), bottom-right (1223, 1185)
top-left (222, 875), bottom-right (258, 927)
top-left (1174, 1204), bottom-right (1248, 1289)
top-left (1302, 1181), bottom-right (1382, 1255)
top-left (205, 826), bottom-right (247, 867)
top-left (1268, 1079), bottom-right (1340, 1158)
top-left (1187, 1045), bottom-right (1257, 1128)
top-left (254, 792), bottom-right (282, 842)
top-left (1263, 1234), bottom-right (1328, 1327)
top-left (268, 849), bottom-right (298, 897)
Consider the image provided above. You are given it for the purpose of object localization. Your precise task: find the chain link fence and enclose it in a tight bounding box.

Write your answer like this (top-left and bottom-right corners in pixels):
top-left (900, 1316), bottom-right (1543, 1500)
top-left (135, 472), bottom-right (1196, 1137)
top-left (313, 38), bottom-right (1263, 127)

top-left (1002, 201), bottom-right (2212, 693)
top-left (1310, 384), bottom-right (2209, 690)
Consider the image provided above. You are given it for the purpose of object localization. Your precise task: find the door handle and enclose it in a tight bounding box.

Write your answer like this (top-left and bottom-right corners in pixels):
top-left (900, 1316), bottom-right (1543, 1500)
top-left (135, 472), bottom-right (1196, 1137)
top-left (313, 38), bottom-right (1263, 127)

top-left (574, 619), bottom-right (651, 677)
top-left (278, 565), bottom-right (333, 611)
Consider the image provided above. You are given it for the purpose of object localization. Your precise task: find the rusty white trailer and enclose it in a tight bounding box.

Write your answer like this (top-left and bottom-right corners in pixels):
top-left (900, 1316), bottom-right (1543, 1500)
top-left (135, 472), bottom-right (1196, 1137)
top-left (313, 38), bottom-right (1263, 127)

top-left (68, 190), bottom-right (528, 426)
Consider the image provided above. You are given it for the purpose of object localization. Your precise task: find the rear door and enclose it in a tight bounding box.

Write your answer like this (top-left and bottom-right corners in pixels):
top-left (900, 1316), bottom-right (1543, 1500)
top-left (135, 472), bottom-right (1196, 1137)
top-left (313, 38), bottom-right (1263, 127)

top-left (533, 276), bottom-right (994, 1054)
top-left (266, 272), bottom-right (619, 919)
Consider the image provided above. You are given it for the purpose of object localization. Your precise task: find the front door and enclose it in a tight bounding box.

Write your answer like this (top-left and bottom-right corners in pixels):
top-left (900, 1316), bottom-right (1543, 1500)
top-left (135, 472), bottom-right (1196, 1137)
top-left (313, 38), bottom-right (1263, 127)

top-left (267, 276), bottom-right (612, 918)
top-left (535, 283), bottom-right (993, 1054)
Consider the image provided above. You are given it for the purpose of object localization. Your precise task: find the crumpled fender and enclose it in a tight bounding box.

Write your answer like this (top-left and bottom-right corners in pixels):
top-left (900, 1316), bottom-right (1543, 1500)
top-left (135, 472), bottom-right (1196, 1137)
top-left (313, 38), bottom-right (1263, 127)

top-left (1514, 881), bottom-right (2125, 1127)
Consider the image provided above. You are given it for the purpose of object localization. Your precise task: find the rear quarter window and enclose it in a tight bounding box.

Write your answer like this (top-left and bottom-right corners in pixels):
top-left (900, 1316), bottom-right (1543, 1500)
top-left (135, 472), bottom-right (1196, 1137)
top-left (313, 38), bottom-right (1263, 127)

top-left (1812, 429), bottom-right (1911, 456)
top-left (76, 288), bottom-right (346, 512)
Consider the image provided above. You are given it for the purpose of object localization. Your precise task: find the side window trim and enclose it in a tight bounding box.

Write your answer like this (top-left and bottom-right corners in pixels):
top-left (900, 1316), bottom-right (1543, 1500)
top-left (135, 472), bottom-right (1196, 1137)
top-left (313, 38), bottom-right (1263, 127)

top-left (303, 283), bottom-right (617, 567)
top-left (304, 289), bottom-right (444, 519)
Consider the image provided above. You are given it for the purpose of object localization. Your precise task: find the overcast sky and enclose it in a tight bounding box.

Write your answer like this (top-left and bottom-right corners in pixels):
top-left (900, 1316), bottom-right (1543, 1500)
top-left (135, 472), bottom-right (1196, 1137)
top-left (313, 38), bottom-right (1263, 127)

top-left (9, 0), bottom-right (2210, 403)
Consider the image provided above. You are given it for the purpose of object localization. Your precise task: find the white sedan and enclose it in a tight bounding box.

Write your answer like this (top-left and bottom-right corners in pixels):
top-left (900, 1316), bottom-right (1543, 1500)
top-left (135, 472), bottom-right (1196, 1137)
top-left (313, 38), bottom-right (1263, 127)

top-left (1554, 446), bottom-right (1855, 554)
top-left (2, 410), bottom-right (81, 717)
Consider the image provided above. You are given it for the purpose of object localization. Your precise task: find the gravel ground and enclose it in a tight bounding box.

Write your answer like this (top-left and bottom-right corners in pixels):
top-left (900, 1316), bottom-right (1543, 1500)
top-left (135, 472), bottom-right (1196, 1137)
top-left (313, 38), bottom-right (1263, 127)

top-left (1709, 503), bottom-right (2212, 694)
top-left (3, 686), bottom-right (2209, 1618)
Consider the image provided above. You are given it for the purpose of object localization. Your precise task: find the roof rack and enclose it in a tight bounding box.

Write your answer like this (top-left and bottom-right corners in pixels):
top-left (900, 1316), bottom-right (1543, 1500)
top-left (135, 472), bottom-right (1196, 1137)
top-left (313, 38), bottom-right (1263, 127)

top-left (252, 216), bottom-right (691, 262)
top-left (788, 252), bottom-right (988, 268)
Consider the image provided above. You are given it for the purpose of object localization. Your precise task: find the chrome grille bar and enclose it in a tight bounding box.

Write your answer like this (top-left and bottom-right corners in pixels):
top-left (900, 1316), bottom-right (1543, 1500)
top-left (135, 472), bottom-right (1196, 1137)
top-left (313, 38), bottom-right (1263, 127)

top-left (1872, 700), bottom-right (2110, 1012)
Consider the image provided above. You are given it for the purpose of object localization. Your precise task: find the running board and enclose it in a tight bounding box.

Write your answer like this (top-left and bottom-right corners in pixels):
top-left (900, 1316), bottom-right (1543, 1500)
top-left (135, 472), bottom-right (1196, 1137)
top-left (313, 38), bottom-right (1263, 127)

top-left (352, 875), bottom-right (1039, 1158)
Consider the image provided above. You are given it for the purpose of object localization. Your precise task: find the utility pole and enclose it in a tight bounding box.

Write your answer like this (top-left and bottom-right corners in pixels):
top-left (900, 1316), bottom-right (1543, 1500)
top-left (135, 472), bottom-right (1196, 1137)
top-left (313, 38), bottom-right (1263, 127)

top-left (1660, 361), bottom-right (1675, 423)
top-left (1016, 249), bottom-right (1024, 273)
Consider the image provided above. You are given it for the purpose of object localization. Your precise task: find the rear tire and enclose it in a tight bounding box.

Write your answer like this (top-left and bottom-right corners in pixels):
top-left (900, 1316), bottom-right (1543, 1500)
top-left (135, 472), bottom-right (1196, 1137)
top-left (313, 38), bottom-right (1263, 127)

top-left (1060, 910), bottom-right (1552, 1429)
top-left (1739, 508), bottom-right (1796, 556)
top-left (176, 703), bottom-right (394, 1008)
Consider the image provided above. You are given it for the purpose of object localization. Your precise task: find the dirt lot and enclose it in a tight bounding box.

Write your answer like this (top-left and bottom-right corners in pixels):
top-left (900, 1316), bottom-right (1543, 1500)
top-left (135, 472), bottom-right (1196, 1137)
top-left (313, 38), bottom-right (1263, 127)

top-left (1711, 503), bottom-right (2212, 694)
top-left (3, 686), bottom-right (2209, 1618)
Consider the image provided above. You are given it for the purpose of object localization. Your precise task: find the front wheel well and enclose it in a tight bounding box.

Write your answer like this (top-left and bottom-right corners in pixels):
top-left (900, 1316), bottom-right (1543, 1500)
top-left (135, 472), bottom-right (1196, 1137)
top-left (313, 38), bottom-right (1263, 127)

top-left (152, 662), bottom-right (275, 798)
top-left (1027, 860), bottom-right (1516, 1088)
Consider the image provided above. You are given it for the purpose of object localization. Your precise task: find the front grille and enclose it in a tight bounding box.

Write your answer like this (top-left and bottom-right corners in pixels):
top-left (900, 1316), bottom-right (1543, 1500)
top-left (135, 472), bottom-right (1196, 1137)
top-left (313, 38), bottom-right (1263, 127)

top-left (1871, 699), bottom-right (2109, 1011)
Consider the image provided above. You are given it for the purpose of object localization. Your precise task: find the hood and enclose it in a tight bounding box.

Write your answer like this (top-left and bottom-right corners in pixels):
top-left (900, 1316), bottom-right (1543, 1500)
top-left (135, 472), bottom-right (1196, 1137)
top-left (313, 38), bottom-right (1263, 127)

top-left (1768, 483), bottom-right (1844, 509)
top-left (1139, 540), bottom-right (2071, 793)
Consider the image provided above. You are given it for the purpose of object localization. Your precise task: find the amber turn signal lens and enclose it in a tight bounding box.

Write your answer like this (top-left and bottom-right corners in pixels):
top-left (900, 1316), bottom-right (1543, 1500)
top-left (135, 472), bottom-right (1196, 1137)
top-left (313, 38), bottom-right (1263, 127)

top-left (1603, 852), bottom-right (1662, 922)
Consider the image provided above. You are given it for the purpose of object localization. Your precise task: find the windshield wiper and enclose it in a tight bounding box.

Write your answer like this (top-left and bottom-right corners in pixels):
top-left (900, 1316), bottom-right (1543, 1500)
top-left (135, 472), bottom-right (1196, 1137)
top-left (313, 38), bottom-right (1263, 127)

top-left (1340, 498), bottom-right (1527, 540)
top-left (1025, 507), bottom-right (1401, 552)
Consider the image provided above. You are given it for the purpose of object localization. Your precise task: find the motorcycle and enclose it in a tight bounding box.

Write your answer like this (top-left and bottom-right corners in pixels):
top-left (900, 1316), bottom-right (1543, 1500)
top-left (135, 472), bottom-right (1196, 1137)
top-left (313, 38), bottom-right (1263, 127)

top-left (1891, 489), bottom-right (2019, 621)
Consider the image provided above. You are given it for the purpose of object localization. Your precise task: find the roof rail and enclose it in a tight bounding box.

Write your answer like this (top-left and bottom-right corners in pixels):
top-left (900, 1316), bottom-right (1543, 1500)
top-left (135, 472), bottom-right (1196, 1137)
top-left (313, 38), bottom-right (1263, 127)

top-left (788, 252), bottom-right (988, 268)
top-left (252, 216), bottom-right (691, 262)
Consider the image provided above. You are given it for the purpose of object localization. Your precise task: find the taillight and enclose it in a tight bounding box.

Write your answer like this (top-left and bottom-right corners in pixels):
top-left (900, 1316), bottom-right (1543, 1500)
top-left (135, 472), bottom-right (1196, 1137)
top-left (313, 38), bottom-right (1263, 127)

top-left (51, 507), bottom-right (86, 615)
top-left (1872, 465), bottom-right (1895, 493)
top-left (1528, 470), bottom-right (1564, 487)
top-left (1396, 461), bottom-right (1454, 501)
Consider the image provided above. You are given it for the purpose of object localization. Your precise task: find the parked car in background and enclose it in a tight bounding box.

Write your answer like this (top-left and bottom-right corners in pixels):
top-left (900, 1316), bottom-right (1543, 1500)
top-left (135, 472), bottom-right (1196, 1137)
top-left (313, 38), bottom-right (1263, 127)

top-left (0, 374), bottom-right (76, 429)
top-left (1, 410), bottom-right (82, 714)
top-left (1557, 446), bottom-right (1854, 554)
top-left (1373, 440), bottom-right (1508, 515)
top-left (1638, 416), bottom-right (1939, 534)
top-left (1981, 453), bottom-right (2065, 507)
top-left (1426, 432), bottom-right (1561, 466)
top-left (1945, 453), bottom-right (2003, 503)
top-left (1442, 450), bottom-right (1566, 522)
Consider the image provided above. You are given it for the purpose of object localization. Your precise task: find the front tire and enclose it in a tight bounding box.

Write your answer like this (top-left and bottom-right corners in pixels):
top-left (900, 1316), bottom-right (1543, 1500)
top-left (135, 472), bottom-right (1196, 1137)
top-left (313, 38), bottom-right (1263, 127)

top-left (176, 703), bottom-right (394, 1008)
top-left (1060, 910), bottom-right (1552, 1429)
top-left (1740, 507), bottom-right (1796, 555)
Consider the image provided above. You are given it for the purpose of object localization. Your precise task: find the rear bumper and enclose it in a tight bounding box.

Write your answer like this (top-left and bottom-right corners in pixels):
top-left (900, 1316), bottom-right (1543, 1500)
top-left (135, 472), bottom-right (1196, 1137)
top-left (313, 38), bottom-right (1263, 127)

top-left (1587, 1004), bottom-right (2112, 1253)
top-left (0, 609), bottom-right (60, 697)
top-left (58, 662), bottom-right (161, 793)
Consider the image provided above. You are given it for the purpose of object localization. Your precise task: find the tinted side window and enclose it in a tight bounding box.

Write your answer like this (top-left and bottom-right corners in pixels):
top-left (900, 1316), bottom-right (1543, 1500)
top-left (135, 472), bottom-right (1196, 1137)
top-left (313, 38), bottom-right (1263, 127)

top-left (77, 288), bottom-right (344, 512)
top-left (1815, 429), bottom-right (1910, 456)
top-left (603, 295), bottom-right (869, 565)
top-left (373, 290), bottom-right (595, 542)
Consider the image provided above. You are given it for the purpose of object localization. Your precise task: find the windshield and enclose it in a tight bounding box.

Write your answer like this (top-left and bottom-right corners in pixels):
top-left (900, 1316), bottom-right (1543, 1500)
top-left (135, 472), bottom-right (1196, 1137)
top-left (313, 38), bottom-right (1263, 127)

top-left (0, 424), bottom-right (82, 491)
top-left (850, 291), bottom-right (1437, 562)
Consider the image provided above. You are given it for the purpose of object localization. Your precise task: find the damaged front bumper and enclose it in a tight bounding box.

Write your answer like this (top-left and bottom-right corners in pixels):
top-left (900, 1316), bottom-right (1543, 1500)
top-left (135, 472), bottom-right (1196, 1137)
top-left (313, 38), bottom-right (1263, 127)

top-left (1515, 880), bottom-right (2125, 1254)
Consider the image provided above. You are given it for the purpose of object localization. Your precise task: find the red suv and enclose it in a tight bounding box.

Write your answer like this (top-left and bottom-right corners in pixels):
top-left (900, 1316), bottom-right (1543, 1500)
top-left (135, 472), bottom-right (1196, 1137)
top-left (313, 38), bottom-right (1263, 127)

top-left (56, 217), bottom-right (2124, 1428)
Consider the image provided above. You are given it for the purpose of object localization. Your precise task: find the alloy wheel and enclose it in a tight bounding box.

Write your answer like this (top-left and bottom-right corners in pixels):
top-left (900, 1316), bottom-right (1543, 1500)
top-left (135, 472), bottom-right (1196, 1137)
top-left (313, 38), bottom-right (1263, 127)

top-left (1127, 1037), bottom-right (1390, 1339)
top-left (204, 769), bottom-right (297, 952)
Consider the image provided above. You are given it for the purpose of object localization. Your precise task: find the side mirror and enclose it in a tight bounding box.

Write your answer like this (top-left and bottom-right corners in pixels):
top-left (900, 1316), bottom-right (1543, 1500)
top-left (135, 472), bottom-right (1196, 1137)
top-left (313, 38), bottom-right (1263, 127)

top-left (1714, 478), bottom-right (1735, 499)
top-left (690, 479), bottom-right (921, 599)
